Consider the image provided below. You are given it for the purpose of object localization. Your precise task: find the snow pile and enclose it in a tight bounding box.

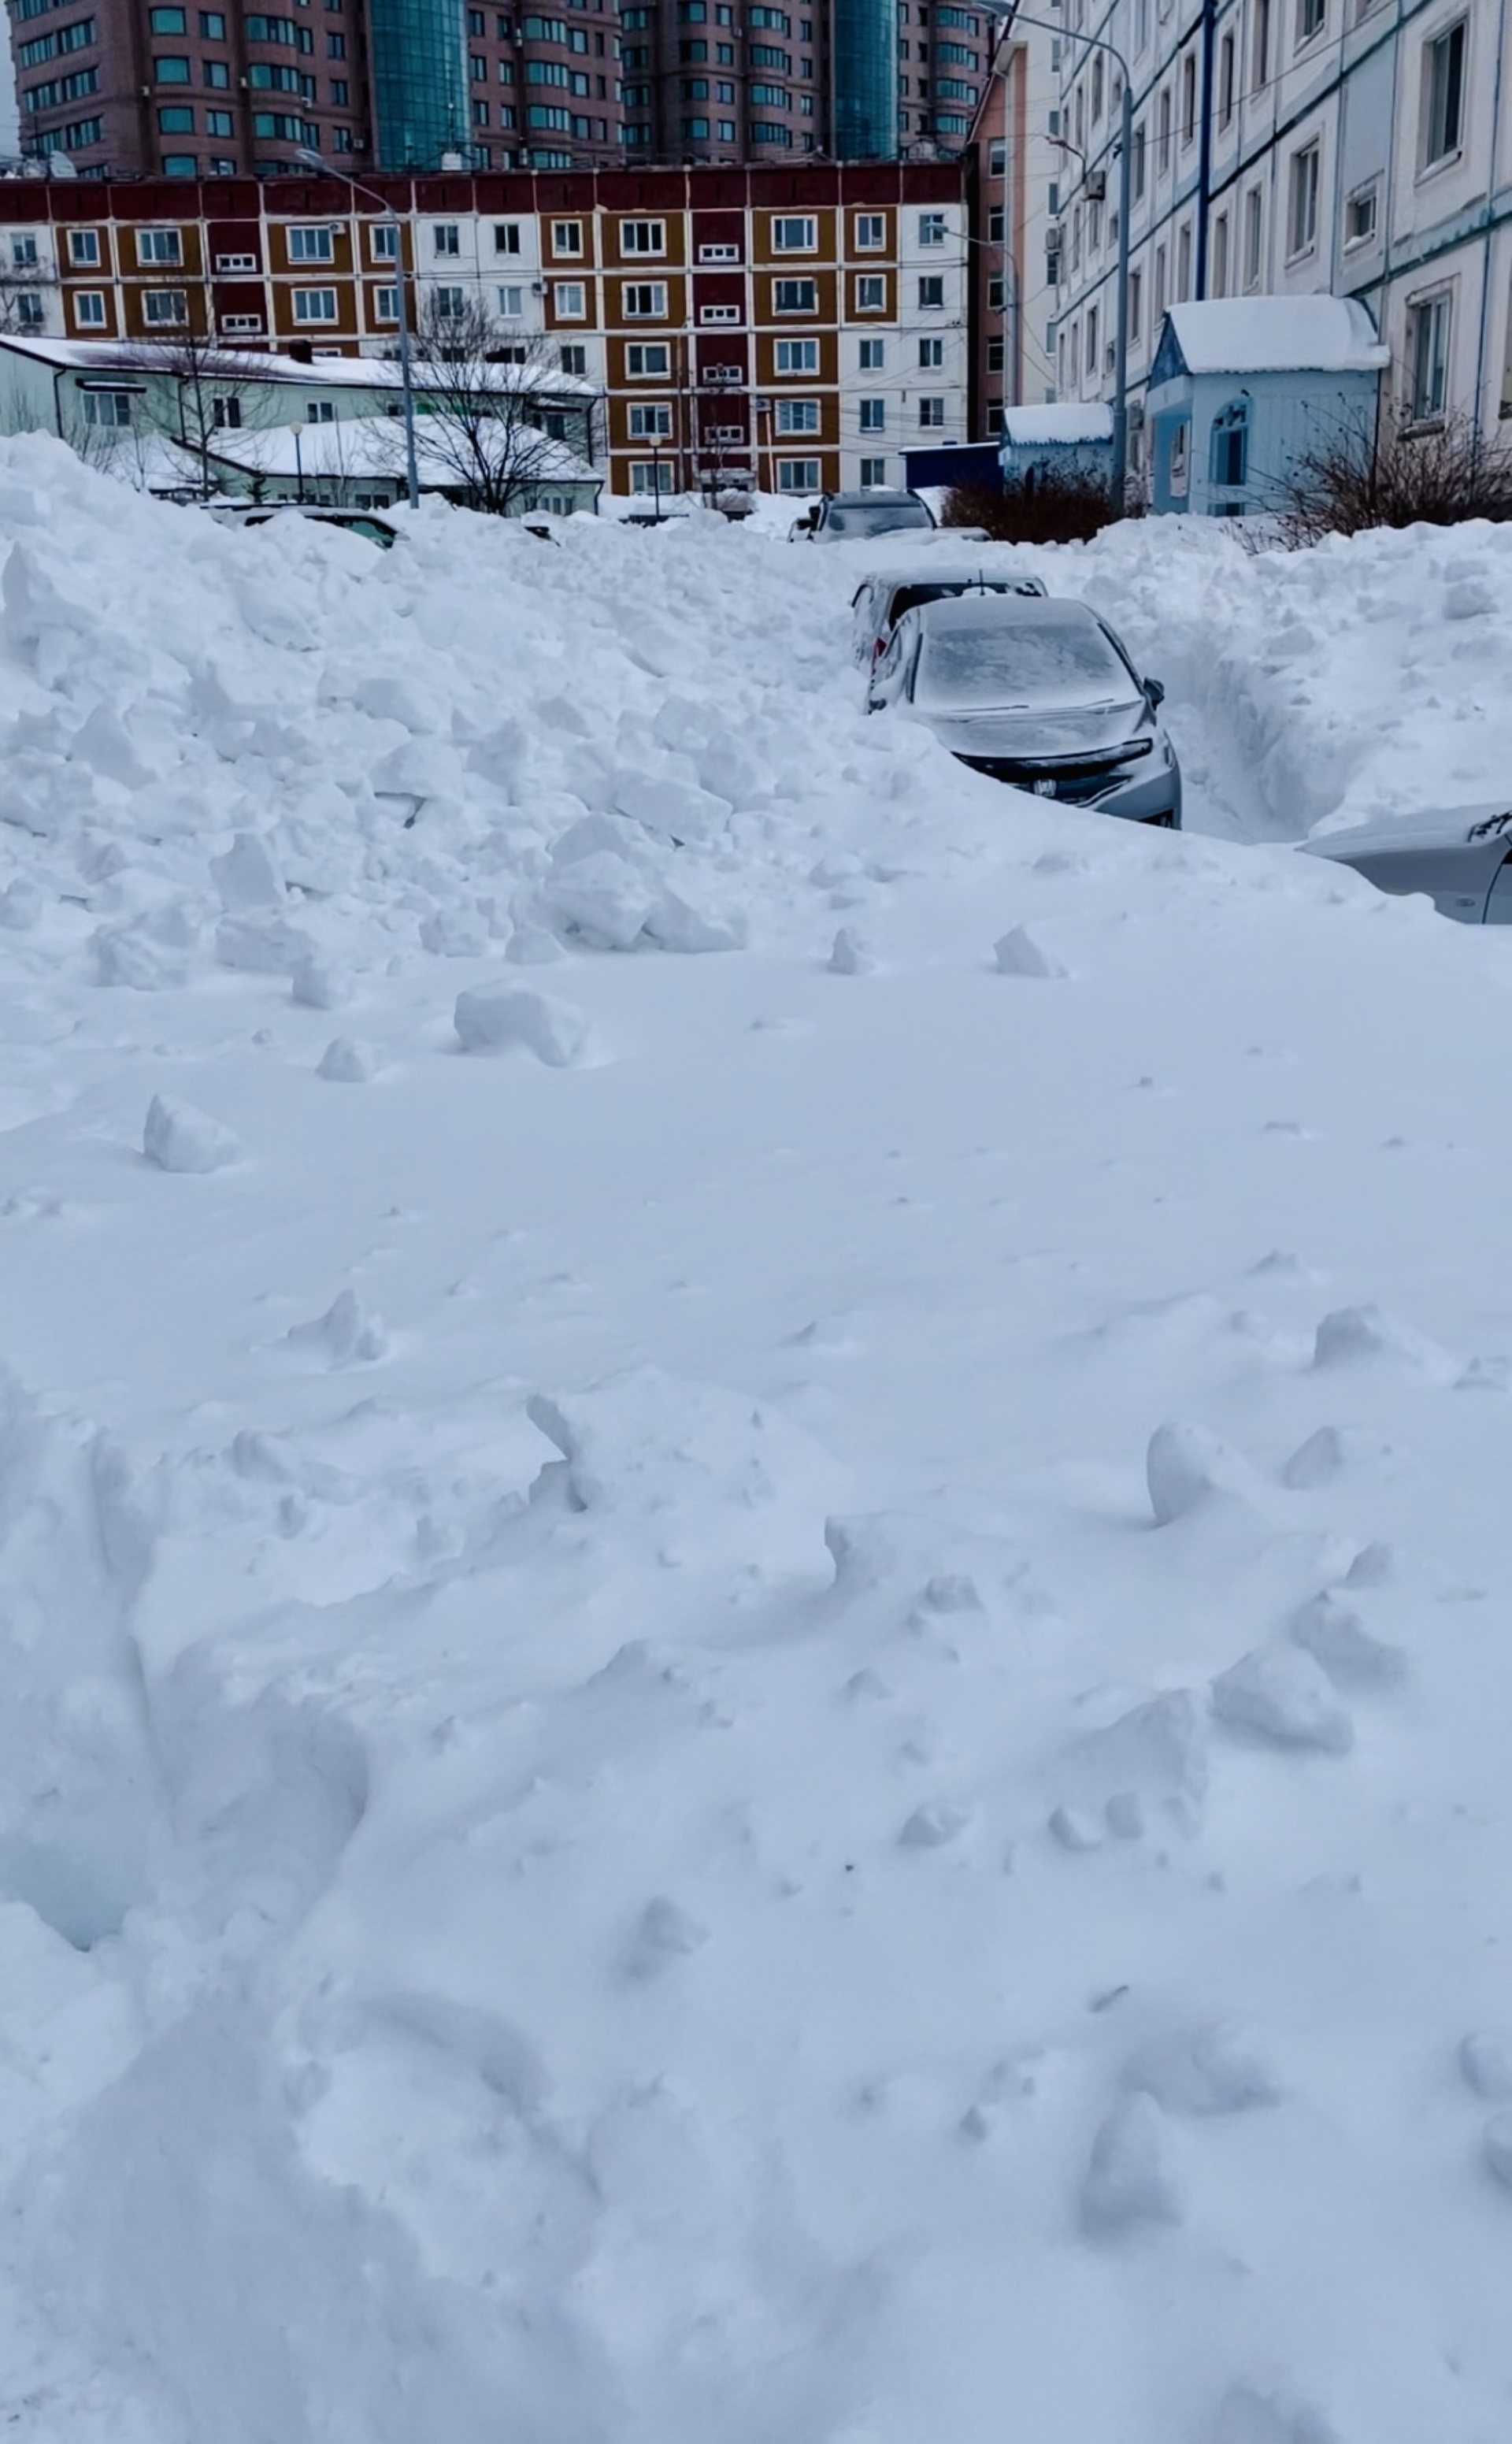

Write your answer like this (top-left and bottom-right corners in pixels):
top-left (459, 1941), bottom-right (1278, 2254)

top-left (3, 436), bottom-right (1512, 2442)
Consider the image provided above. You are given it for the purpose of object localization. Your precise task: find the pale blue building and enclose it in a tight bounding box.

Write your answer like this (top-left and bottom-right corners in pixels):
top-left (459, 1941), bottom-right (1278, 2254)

top-left (1143, 297), bottom-right (1388, 519)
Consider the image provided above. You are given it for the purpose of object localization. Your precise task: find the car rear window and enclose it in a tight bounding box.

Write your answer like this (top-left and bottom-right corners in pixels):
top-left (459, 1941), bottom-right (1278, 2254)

top-left (827, 501), bottom-right (932, 536)
top-left (918, 617), bottom-right (1133, 710)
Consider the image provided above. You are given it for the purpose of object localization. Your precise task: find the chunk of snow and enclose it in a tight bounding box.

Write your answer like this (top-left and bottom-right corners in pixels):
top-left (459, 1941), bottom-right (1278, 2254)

top-left (1291, 1591), bottom-right (1405, 1686)
top-left (1081, 2094), bottom-right (1184, 2234)
top-left (899, 1801), bottom-right (970, 1849)
top-left (1460, 2034), bottom-right (1512, 2102)
top-left (317, 1038), bottom-right (378, 1085)
top-left (287, 1288), bottom-right (387, 1365)
top-left (995, 925), bottom-right (1067, 979)
top-left (210, 832), bottom-right (284, 912)
top-left (1147, 1421), bottom-right (1253, 1523)
top-left (454, 983), bottom-right (591, 1066)
top-left (143, 1093), bottom-right (239, 1174)
top-left (1211, 1645), bottom-right (1354, 1752)
top-left (1210, 2383), bottom-right (1344, 2444)
top-left (1124, 2023), bottom-right (1280, 2116)
top-left (291, 953), bottom-right (351, 1010)
top-left (828, 925), bottom-right (876, 976)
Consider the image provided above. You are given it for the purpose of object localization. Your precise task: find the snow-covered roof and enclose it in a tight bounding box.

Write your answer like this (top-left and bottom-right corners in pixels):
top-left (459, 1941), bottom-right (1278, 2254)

top-left (1162, 295), bottom-right (1389, 375)
top-left (0, 330), bottom-right (598, 397)
top-left (1001, 402), bottom-right (1114, 447)
top-left (128, 411), bottom-right (598, 493)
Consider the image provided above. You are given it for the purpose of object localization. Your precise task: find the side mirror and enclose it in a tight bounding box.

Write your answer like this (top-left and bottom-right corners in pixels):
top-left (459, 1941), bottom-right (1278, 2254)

top-left (1143, 676), bottom-right (1166, 708)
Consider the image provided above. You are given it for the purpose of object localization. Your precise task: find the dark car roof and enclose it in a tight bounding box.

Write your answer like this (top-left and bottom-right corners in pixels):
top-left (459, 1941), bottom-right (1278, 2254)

top-left (825, 489), bottom-right (925, 508)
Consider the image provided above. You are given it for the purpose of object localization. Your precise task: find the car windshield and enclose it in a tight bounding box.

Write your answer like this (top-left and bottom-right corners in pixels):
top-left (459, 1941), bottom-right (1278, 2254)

top-left (891, 580), bottom-right (1031, 623)
top-left (917, 616), bottom-right (1136, 712)
top-left (827, 500), bottom-right (932, 536)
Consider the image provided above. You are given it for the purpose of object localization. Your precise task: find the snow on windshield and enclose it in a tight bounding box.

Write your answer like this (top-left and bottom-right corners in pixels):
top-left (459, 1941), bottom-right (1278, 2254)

top-left (917, 614), bottom-right (1134, 710)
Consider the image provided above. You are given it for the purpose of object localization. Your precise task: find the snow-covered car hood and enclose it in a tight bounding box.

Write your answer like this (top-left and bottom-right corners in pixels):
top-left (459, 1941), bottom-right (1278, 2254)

top-left (912, 698), bottom-right (1152, 762)
top-left (1304, 804), bottom-right (1512, 859)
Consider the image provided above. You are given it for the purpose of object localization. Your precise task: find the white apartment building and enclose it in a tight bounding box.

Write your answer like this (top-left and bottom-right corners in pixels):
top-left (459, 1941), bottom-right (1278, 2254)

top-left (1043, 0), bottom-right (1512, 453)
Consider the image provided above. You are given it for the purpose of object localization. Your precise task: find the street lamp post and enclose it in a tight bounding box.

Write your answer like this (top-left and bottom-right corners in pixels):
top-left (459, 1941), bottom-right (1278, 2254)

top-left (288, 416), bottom-right (306, 503)
top-left (296, 146), bottom-right (419, 510)
top-left (983, 6), bottom-right (1134, 511)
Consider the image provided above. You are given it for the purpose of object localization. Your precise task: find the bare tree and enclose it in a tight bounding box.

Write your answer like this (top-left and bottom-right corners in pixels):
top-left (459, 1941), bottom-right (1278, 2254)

top-left (387, 296), bottom-right (584, 517)
top-left (124, 329), bottom-right (285, 498)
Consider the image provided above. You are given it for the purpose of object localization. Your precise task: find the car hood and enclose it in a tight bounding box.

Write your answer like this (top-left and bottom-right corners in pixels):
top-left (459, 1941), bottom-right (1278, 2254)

top-left (913, 698), bottom-right (1151, 762)
top-left (1303, 806), bottom-right (1512, 860)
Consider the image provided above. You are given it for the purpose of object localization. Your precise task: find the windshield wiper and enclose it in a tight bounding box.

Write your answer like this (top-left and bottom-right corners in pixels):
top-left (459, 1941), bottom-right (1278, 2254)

top-left (1467, 808), bottom-right (1512, 840)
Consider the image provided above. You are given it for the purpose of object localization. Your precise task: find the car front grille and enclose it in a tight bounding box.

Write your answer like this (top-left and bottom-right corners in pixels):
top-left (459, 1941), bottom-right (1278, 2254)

top-left (956, 755), bottom-right (1132, 805)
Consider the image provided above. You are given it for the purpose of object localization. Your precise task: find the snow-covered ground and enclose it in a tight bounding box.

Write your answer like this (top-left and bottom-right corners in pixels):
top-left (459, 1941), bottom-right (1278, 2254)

top-left (6, 436), bottom-right (1512, 2444)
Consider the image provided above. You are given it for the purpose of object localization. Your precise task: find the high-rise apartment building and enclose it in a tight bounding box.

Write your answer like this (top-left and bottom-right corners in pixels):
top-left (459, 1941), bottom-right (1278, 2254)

top-left (8, 0), bottom-right (914, 181)
top-left (1044, 0), bottom-right (1512, 448)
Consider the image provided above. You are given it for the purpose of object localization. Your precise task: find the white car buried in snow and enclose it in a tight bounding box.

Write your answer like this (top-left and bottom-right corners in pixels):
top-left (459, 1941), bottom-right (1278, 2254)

top-left (865, 592), bottom-right (1182, 829)
top-left (850, 566), bottom-right (1048, 673)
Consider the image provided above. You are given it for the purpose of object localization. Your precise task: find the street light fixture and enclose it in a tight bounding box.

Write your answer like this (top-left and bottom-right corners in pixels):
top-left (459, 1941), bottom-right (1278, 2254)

top-left (288, 415), bottom-right (306, 503)
top-left (981, 3), bottom-right (1134, 511)
top-left (295, 146), bottom-right (419, 510)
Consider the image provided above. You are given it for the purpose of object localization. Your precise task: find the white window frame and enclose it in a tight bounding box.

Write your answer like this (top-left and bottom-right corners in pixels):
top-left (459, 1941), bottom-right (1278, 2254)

top-left (773, 275), bottom-right (817, 313)
top-left (854, 211), bottom-right (885, 250)
top-left (551, 217), bottom-right (584, 255)
top-left (854, 273), bottom-right (886, 311)
top-left (621, 280), bottom-right (668, 317)
top-left (1287, 139), bottom-right (1320, 258)
top-left (621, 217), bottom-right (666, 254)
top-left (68, 228), bottom-right (101, 266)
top-left (774, 336), bottom-right (818, 372)
top-left (292, 286), bottom-right (339, 323)
top-left (136, 228), bottom-right (183, 265)
top-left (288, 224), bottom-right (333, 262)
top-left (628, 399), bottom-right (673, 436)
top-left (73, 288), bottom-right (106, 325)
top-left (771, 213), bottom-right (817, 251)
top-left (142, 287), bottom-right (187, 324)
top-left (776, 456), bottom-right (820, 490)
top-left (554, 280), bottom-right (587, 317)
top-left (626, 339), bottom-right (670, 375)
top-left (775, 395), bottom-right (820, 431)
top-left (1420, 17), bottom-right (1466, 172)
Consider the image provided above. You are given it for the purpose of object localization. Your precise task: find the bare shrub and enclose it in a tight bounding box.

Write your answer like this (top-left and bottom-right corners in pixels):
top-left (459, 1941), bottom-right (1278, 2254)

top-left (941, 468), bottom-right (1128, 546)
top-left (1270, 408), bottom-right (1512, 546)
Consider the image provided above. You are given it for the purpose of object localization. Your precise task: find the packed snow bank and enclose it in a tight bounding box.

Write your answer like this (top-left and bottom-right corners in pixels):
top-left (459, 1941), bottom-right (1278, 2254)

top-left (5, 438), bottom-right (1512, 2444)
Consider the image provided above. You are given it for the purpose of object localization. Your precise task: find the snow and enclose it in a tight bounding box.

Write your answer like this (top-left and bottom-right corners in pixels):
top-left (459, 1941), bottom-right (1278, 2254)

top-left (1001, 402), bottom-right (1115, 445)
top-left (6, 428), bottom-right (1512, 2442)
top-left (1162, 296), bottom-right (1391, 376)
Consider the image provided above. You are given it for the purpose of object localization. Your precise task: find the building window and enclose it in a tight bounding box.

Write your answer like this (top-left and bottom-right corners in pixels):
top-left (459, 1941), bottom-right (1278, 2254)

top-left (559, 343), bottom-right (587, 373)
top-left (554, 280), bottom-right (587, 316)
top-left (917, 273), bottom-right (943, 307)
top-left (776, 458), bottom-right (820, 490)
top-left (292, 287), bottom-right (339, 322)
top-left (289, 224), bottom-right (334, 261)
top-left (626, 340), bottom-right (671, 376)
top-left (200, 6), bottom-right (225, 27)
top-left (631, 459), bottom-right (674, 491)
top-left (1211, 210), bottom-right (1229, 295)
top-left (1128, 265), bottom-right (1142, 343)
top-left (854, 273), bottom-right (887, 311)
top-left (918, 396), bottom-right (944, 427)
top-left (154, 52), bottom-right (191, 77)
top-left (1252, 0), bottom-right (1271, 83)
top-left (203, 57), bottom-right (229, 83)
top-left (858, 395), bottom-right (884, 430)
top-left (68, 228), bottom-right (102, 267)
top-left (1132, 121), bottom-right (1146, 197)
top-left (772, 214), bottom-right (816, 250)
top-left (699, 302), bottom-right (740, 321)
top-left (81, 388), bottom-right (132, 425)
top-left (917, 210), bottom-right (946, 245)
top-left (1157, 84), bottom-right (1171, 174)
top-left (158, 104), bottom-right (194, 128)
top-left (498, 283), bottom-right (524, 316)
top-left (1421, 19), bottom-right (1466, 169)
top-left (774, 336), bottom-right (818, 371)
top-left (1180, 49), bottom-right (1195, 142)
top-left (206, 107), bottom-right (232, 133)
top-left (1288, 139), bottom-right (1320, 254)
top-left (1210, 396), bottom-right (1248, 489)
top-left (1241, 186), bottom-right (1262, 287)
top-left (628, 400), bottom-right (673, 435)
top-left (551, 219), bottom-right (583, 255)
top-left (432, 285), bottom-right (466, 318)
top-left (776, 396), bottom-right (820, 431)
top-left (74, 288), bottom-right (106, 325)
top-left (1408, 287), bottom-right (1451, 421)
top-left (495, 222), bottom-right (521, 254)
top-left (432, 223), bottom-right (460, 256)
top-left (220, 310), bottom-right (262, 331)
top-left (137, 228), bottom-right (183, 265)
top-left (622, 280), bottom-right (667, 316)
top-left (918, 334), bottom-right (942, 366)
top-left (149, 3), bottom-right (185, 24)
top-left (1217, 28), bottom-right (1234, 124)
top-left (370, 224), bottom-right (398, 261)
top-left (1343, 180), bottom-right (1378, 248)
top-left (1084, 305), bottom-right (1098, 371)
top-left (143, 288), bottom-right (187, 322)
top-left (1297, 0), bottom-right (1324, 40)
top-left (858, 334), bottom-right (884, 368)
top-left (854, 212), bottom-right (885, 249)
top-left (1176, 220), bottom-right (1191, 298)
top-left (988, 137), bottom-right (1005, 174)
top-left (1153, 241), bottom-right (1166, 320)
top-left (373, 286), bottom-right (398, 320)
top-left (859, 454), bottom-right (886, 484)
top-left (773, 276), bottom-right (817, 311)
top-left (212, 394), bottom-right (243, 428)
top-left (621, 218), bottom-right (665, 253)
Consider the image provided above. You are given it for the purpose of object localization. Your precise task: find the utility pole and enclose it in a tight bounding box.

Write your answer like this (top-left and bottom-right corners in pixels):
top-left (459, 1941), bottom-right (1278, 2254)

top-left (296, 149), bottom-right (420, 510)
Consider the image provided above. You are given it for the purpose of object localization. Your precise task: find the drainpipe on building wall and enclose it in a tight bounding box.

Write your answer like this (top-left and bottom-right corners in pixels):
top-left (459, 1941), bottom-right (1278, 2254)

top-left (1193, 0), bottom-right (1217, 298)
top-left (1471, 0), bottom-right (1510, 443)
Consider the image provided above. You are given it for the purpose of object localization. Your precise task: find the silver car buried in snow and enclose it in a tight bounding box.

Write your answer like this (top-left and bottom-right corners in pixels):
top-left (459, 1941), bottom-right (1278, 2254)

top-left (865, 592), bottom-right (1181, 828)
top-left (1300, 807), bottom-right (1512, 922)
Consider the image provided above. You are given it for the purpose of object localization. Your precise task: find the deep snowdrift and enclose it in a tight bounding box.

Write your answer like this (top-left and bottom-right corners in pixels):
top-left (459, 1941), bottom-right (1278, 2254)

top-left (4, 436), bottom-right (1512, 2444)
